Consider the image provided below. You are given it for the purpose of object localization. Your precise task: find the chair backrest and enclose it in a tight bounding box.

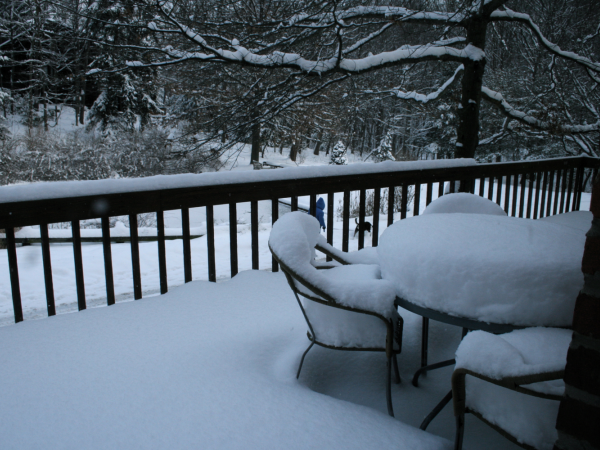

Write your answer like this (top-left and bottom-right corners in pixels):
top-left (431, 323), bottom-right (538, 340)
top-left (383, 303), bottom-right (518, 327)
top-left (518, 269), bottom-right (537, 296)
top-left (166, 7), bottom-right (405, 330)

top-left (269, 212), bottom-right (396, 319)
top-left (269, 211), bottom-right (338, 305)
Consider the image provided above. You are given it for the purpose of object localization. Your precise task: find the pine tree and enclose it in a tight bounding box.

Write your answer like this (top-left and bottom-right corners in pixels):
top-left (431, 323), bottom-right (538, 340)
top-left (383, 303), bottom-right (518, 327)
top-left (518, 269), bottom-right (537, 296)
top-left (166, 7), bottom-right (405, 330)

top-left (329, 141), bottom-right (348, 165)
top-left (85, 0), bottom-right (161, 135)
top-left (369, 131), bottom-right (396, 162)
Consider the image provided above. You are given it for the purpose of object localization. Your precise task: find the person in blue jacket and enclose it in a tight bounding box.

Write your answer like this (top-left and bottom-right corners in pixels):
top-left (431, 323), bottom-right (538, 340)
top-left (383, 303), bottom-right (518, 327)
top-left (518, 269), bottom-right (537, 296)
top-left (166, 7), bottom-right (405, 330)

top-left (315, 197), bottom-right (326, 231)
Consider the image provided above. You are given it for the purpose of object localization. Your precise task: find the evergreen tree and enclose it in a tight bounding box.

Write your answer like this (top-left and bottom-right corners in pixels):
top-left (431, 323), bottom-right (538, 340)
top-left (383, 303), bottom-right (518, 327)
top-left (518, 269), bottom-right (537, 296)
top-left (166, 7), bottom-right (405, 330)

top-left (329, 141), bottom-right (348, 165)
top-left (369, 131), bottom-right (396, 163)
top-left (85, 0), bottom-right (161, 135)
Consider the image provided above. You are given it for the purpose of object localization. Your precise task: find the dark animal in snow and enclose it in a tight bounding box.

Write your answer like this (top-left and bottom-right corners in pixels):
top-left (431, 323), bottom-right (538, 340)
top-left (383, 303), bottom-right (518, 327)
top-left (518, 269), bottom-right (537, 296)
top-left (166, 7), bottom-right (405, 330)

top-left (354, 218), bottom-right (372, 238)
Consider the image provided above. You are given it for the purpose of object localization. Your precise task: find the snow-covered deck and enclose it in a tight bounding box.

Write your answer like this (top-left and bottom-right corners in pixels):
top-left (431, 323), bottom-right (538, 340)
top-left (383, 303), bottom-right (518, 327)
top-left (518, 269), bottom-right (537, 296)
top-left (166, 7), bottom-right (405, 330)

top-left (0, 270), bottom-right (523, 449)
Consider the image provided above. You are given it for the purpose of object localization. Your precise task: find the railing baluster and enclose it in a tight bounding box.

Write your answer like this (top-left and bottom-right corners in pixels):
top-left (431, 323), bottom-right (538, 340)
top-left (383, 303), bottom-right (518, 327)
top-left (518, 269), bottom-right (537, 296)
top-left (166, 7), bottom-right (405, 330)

top-left (229, 202), bottom-right (238, 277)
top-left (401, 184), bottom-right (408, 219)
top-left (271, 199), bottom-right (279, 271)
top-left (372, 188), bottom-right (381, 247)
top-left (565, 168), bottom-right (575, 212)
top-left (206, 205), bottom-right (216, 281)
top-left (503, 174), bottom-right (511, 214)
top-left (574, 166), bottom-right (584, 211)
top-left (40, 223), bottom-right (56, 316)
top-left (478, 177), bottom-right (485, 197)
top-left (439, 180), bottom-right (445, 198)
top-left (468, 177), bottom-right (476, 194)
top-left (559, 169), bottom-right (568, 214)
top-left (449, 179), bottom-right (456, 194)
top-left (518, 175), bottom-right (526, 218)
top-left (6, 227), bottom-right (23, 323)
top-left (533, 172), bottom-right (542, 219)
top-left (495, 176), bottom-right (502, 206)
top-left (413, 183), bottom-right (421, 216)
top-left (181, 208), bottom-right (192, 282)
top-left (128, 214), bottom-right (142, 299)
top-left (156, 211), bottom-right (167, 294)
top-left (426, 182), bottom-right (433, 206)
top-left (71, 220), bottom-right (86, 310)
top-left (546, 170), bottom-right (555, 217)
top-left (291, 196), bottom-right (298, 212)
top-left (326, 192), bottom-right (334, 261)
top-left (309, 194), bottom-right (317, 216)
top-left (487, 176), bottom-right (494, 200)
top-left (553, 169), bottom-right (562, 216)
top-left (358, 189), bottom-right (366, 250)
top-left (251, 200), bottom-right (259, 270)
top-left (511, 174), bottom-right (519, 217)
top-left (539, 172), bottom-right (548, 218)
top-left (101, 216), bottom-right (116, 305)
top-left (342, 190), bottom-right (350, 252)
top-left (388, 187), bottom-right (395, 226)
top-left (526, 173), bottom-right (534, 219)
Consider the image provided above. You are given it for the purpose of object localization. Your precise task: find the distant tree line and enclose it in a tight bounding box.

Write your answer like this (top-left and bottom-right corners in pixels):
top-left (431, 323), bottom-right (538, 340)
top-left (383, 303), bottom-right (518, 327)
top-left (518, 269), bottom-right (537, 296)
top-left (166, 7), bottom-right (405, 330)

top-left (0, 0), bottom-right (599, 185)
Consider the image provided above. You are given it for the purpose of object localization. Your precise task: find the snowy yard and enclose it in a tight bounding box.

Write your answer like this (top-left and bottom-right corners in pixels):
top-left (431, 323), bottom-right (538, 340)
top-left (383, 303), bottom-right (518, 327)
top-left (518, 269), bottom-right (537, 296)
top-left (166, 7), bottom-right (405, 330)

top-left (0, 270), bottom-right (524, 449)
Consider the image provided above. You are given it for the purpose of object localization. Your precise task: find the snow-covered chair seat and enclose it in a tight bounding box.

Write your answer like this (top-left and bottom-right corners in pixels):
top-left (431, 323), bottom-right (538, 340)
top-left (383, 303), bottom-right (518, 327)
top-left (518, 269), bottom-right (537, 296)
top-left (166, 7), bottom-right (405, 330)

top-left (452, 327), bottom-right (572, 450)
top-left (268, 212), bottom-right (403, 417)
top-left (422, 192), bottom-right (507, 216)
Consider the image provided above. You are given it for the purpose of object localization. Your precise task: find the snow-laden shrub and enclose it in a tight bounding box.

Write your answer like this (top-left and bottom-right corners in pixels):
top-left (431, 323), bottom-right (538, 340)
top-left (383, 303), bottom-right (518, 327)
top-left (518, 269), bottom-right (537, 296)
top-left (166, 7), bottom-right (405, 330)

top-left (329, 141), bottom-right (348, 165)
top-left (368, 131), bottom-right (395, 163)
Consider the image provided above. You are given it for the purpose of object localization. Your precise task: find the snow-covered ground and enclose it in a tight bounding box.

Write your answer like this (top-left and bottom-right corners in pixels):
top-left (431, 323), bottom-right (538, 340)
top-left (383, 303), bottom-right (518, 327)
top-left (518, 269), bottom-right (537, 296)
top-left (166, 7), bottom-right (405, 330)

top-left (0, 269), bottom-right (523, 449)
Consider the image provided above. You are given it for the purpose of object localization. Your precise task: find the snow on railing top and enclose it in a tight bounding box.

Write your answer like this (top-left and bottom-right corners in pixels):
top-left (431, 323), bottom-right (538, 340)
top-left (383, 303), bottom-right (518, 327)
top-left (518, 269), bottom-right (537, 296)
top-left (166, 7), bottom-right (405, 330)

top-left (0, 159), bottom-right (476, 204)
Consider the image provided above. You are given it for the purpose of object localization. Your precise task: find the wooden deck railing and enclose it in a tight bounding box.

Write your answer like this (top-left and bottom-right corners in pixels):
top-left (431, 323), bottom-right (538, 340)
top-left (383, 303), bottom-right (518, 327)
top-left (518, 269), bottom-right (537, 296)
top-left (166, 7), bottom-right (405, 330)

top-left (1, 156), bottom-right (599, 324)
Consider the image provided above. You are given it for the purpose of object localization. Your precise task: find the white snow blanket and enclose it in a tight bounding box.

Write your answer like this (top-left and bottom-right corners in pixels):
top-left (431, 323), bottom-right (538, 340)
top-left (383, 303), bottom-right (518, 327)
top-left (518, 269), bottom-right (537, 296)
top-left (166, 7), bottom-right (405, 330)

top-left (455, 328), bottom-right (571, 383)
top-left (269, 212), bottom-right (396, 319)
top-left (539, 210), bottom-right (593, 233)
top-left (0, 159), bottom-right (475, 203)
top-left (0, 271), bottom-right (451, 450)
top-left (422, 193), bottom-right (507, 216)
top-left (456, 328), bottom-right (571, 450)
top-left (378, 214), bottom-right (585, 326)
top-left (4, 221), bottom-right (206, 238)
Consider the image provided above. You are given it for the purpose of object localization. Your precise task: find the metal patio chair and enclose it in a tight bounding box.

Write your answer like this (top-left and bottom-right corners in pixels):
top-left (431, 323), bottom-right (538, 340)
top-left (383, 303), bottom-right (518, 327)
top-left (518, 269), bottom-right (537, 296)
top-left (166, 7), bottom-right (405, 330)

top-left (452, 327), bottom-right (572, 450)
top-left (268, 212), bottom-right (403, 417)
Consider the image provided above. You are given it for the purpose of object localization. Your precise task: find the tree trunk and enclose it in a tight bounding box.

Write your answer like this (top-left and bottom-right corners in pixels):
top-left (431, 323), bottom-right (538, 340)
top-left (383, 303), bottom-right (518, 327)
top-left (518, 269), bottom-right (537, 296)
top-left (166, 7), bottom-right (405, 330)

top-left (456, 14), bottom-right (488, 191)
top-left (313, 131), bottom-right (323, 155)
top-left (250, 121), bottom-right (261, 163)
top-left (289, 135), bottom-right (300, 162)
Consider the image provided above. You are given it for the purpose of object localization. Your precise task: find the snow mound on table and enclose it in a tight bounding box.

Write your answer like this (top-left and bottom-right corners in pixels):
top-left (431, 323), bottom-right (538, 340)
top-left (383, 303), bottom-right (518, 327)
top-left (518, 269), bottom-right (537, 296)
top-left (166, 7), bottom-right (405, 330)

top-left (378, 214), bottom-right (584, 326)
top-left (422, 193), bottom-right (506, 216)
top-left (539, 210), bottom-right (593, 233)
top-left (269, 212), bottom-right (396, 318)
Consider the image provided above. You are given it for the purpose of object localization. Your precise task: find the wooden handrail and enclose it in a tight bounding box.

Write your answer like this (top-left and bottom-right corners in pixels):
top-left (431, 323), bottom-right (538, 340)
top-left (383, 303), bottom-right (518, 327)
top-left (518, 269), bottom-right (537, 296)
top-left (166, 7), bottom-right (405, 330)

top-left (1, 156), bottom-right (599, 324)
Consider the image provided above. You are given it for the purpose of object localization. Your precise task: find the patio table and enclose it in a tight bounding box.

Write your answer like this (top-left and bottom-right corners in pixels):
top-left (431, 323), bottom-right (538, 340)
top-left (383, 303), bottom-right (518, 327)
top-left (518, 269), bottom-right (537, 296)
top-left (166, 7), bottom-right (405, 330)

top-left (377, 212), bottom-right (587, 429)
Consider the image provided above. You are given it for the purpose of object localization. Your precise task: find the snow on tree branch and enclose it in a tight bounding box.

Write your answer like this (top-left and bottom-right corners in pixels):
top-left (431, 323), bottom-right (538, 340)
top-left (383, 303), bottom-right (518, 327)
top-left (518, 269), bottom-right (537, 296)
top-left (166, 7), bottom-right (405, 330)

top-left (379, 64), bottom-right (464, 104)
top-left (491, 8), bottom-right (600, 73)
top-left (481, 87), bottom-right (600, 134)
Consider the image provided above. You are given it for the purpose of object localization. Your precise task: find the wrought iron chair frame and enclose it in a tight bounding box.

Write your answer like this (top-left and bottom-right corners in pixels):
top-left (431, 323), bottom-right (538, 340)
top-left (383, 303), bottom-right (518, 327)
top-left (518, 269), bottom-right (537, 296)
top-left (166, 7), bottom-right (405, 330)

top-left (270, 243), bottom-right (403, 417)
top-left (452, 368), bottom-right (565, 450)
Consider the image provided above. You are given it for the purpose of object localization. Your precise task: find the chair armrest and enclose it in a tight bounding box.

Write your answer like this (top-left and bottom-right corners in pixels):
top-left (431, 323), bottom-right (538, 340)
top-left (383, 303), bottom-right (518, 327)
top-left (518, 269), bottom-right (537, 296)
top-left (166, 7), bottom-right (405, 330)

top-left (452, 368), bottom-right (565, 416)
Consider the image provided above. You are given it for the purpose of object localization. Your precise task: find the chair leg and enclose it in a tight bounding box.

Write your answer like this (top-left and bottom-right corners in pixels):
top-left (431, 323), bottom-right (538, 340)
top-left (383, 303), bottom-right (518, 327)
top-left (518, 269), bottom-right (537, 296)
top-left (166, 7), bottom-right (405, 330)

top-left (393, 353), bottom-right (401, 384)
top-left (297, 341), bottom-right (315, 379)
top-left (454, 413), bottom-right (465, 450)
top-left (386, 356), bottom-right (395, 417)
